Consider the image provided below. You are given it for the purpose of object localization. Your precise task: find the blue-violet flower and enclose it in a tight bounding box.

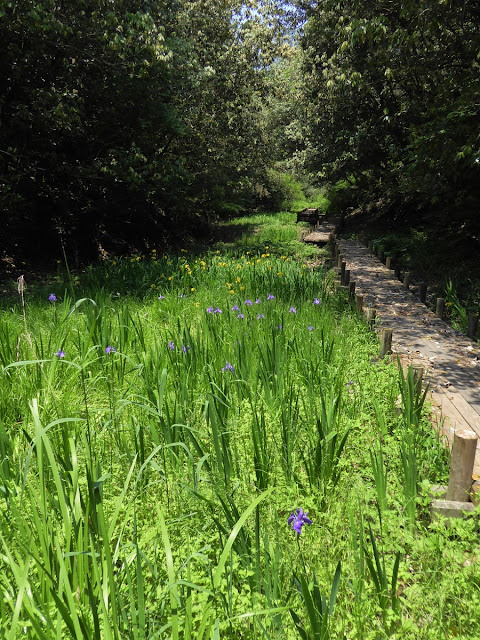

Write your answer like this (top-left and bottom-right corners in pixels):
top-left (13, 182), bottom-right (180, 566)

top-left (288, 508), bottom-right (313, 536)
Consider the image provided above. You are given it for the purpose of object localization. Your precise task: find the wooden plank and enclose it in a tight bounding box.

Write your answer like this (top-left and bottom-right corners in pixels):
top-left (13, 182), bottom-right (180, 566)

top-left (296, 214), bottom-right (318, 224)
top-left (304, 231), bottom-right (332, 245)
top-left (430, 387), bottom-right (480, 475)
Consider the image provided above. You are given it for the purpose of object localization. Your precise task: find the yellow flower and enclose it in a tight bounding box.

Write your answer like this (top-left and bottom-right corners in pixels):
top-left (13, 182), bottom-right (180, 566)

top-left (195, 302), bottom-right (200, 307)
top-left (191, 287), bottom-right (196, 292)
top-left (229, 289), bottom-right (235, 295)
top-left (257, 259), bottom-right (261, 264)
top-left (151, 284), bottom-right (155, 288)
top-left (267, 265), bottom-right (271, 270)
top-left (277, 272), bottom-right (283, 276)
top-left (240, 286), bottom-right (245, 291)
top-left (216, 250), bottom-right (220, 254)
top-left (168, 276), bottom-right (172, 281)
top-left (226, 282), bottom-right (232, 289)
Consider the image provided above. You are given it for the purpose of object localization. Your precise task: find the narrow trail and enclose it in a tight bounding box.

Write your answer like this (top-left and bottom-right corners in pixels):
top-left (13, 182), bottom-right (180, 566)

top-left (334, 236), bottom-right (480, 473)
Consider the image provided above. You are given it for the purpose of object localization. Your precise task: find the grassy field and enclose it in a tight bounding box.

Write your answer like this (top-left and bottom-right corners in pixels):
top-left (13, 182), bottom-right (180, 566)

top-left (0, 210), bottom-right (479, 639)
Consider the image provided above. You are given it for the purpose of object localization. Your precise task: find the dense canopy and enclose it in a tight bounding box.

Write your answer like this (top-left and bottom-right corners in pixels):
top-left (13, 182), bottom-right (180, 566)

top-left (1, 0), bottom-right (479, 268)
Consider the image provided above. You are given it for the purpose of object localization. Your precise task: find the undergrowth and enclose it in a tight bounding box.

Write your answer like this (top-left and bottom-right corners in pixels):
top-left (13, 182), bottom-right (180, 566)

top-left (0, 209), bottom-right (477, 640)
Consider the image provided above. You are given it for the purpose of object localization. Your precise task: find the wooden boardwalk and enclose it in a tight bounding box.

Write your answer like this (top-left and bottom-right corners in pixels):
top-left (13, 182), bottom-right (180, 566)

top-left (335, 237), bottom-right (480, 473)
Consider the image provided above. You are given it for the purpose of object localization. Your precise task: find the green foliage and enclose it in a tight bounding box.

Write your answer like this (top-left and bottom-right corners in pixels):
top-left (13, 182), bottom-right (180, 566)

top-left (0, 0), bottom-right (289, 264)
top-left (296, 0), bottom-right (480, 219)
top-left (0, 213), bottom-right (476, 639)
top-left (290, 563), bottom-right (342, 640)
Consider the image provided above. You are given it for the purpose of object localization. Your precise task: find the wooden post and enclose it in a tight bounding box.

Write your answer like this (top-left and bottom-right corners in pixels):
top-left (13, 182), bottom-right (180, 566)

top-left (403, 271), bottom-right (410, 290)
top-left (412, 366), bottom-right (424, 394)
top-left (341, 261), bottom-right (346, 284)
top-left (394, 266), bottom-right (401, 280)
top-left (349, 280), bottom-right (356, 298)
top-left (380, 328), bottom-right (392, 358)
top-left (337, 253), bottom-right (343, 269)
top-left (446, 429), bottom-right (478, 502)
top-left (385, 256), bottom-right (391, 270)
top-left (365, 307), bottom-right (377, 328)
top-left (467, 313), bottom-right (479, 340)
top-left (343, 269), bottom-right (350, 287)
top-left (329, 232), bottom-right (336, 252)
top-left (436, 298), bottom-right (445, 319)
top-left (355, 294), bottom-right (364, 313)
top-left (419, 283), bottom-right (427, 304)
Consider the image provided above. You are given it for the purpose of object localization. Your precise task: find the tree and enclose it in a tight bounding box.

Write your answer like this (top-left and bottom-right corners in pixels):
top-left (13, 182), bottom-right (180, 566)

top-left (0, 0), bottom-right (288, 266)
top-left (295, 0), bottom-right (480, 220)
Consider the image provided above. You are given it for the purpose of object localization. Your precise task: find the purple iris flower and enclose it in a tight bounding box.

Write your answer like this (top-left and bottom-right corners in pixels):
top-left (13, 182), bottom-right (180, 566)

top-left (182, 345), bottom-right (190, 354)
top-left (55, 349), bottom-right (65, 359)
top-left (222, 361), bottom-right (234, 373)
top-left (244, 299), bottom-right (252, 306)
top-left (49, 293), bottom-right (57, 303)
top-left (158, 295), bottom-right (165, 300)
top-left (168, 341), bottom-right (175, 351)
top-left (180, 294), bottom-right (185, 299)
top-left (267, 294), bottom-right (274, 301)
top-left (207, 306), bottom-right (214, 313)
top-left (277, 324), bottom-right (282, 330)
top-left (346, 380), bottom-right (353, 386)
top-left (308, 326), bottom-right (314, 332)
top-left (255, 298), bottom-right (262, 304)
top-left (289, 306), bottom-right (296, 314)
top-left (288, 508), bottom-right (313, 536)
top-left (313, 298), bottom-right (320, 305)
top-left (214, 308), bottom-right (222, 314)
top-left (257, 314), bottom-right (264, 320)
top-left (231, 305), bottom-right (240, 312)
top-left (105, 346), bottom-right (116, 354)
top-left (237, 313), bottom-right (245, 319)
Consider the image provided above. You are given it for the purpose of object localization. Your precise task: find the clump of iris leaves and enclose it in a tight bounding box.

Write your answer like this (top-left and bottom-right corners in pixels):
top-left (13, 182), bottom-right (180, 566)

top-left (0, 210), bottom-right (478, 640)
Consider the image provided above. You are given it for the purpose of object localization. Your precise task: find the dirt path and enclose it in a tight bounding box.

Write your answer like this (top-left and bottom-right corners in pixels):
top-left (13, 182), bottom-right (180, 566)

top-left (335, 237), bottom-right (480, 473)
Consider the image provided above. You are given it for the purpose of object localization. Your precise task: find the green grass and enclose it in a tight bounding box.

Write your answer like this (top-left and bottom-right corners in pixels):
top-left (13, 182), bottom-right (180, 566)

top-left (1, 210), bottom-right (478, 639)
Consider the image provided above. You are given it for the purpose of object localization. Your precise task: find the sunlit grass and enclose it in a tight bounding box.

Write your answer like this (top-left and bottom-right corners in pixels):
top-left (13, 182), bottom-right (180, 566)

top-left (0, 210), bottom-right (475, 640)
